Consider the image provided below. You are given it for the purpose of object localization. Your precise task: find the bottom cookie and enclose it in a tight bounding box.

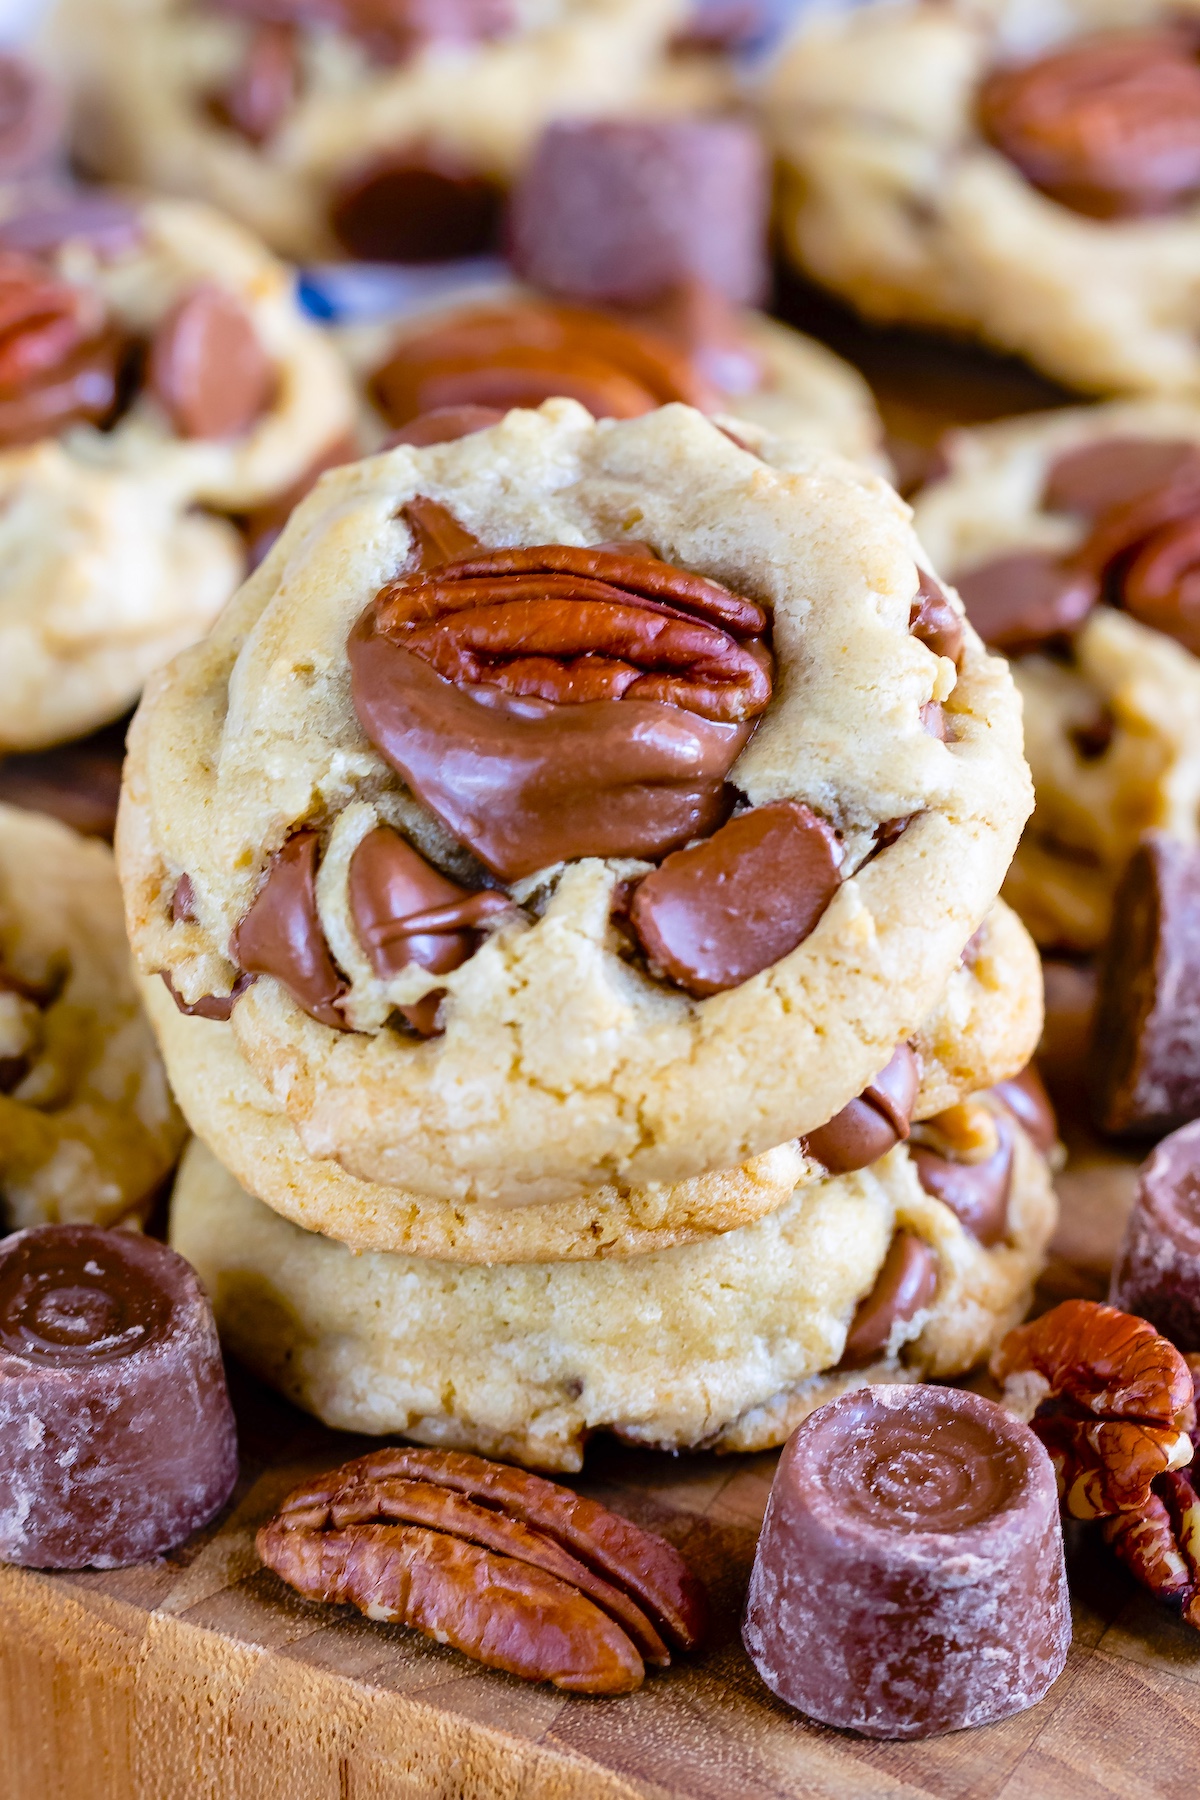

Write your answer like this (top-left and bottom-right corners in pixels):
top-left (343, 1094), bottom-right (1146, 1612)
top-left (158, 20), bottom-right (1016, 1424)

top-left (170, 1095), bottom-right (1056, 1473)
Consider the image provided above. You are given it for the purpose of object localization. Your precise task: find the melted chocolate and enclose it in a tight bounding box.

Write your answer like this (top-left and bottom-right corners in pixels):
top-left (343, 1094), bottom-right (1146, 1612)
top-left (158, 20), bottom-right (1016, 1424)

top-left (909, 570), bottom-right (964, 664)
top-left (348, 609), bottom-right (753, 883)
top-left (0, 1224), bottom-right (238, 1568)
top-left (991, 1064), bottom-right (1059, 1156)
top-left (742, 1385), bottom-right (1071, 1737)
top-left (231, 829), bottom-right (348, 1028)
top-left (159, 968), bottom-right (256, 1021)
top-left (347, 823), bottom-right (509, 1035)
top-left (1111, 1117), bottom-right (1200, 1349)
top-left (147, 285), bottom-right (274, 441)
top-left (330, 151), bottom-right (503, 263)
top-left (912, 1116), bottom-right (1014, 1247)
top-left (954, 550), bottom-right (1097, 653)
top-left (803, 1044), bottom-right (919, 1176)
top-left (627, 800), bottom-right (840, 998)
top-left (1123, 514), bottom-right (1200, 654)
top-left (838, 1230), bottom-right (938, 1368)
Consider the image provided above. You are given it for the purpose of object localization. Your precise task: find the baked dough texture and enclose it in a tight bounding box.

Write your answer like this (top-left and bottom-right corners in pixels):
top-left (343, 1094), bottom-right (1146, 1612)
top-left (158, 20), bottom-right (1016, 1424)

top-left (138, 895), bottom-right (1042, 1261)
top-left (117, 401), bottom-right (1032, 1210)
top-left (49, 0), bottom-right (726, 263)
top-left (0, 804), bottom-right (185, 1232)
top-left (170, 1098), bottom-right (1057, 1472)
top-left (765, 0), bottom-right (1200, 396)
top-left (915, 399), bottom-right (1200, 950)
top-left (0, 195), bottom-right (355, 749)
top-left (339, 284), bottom-right (890, 474)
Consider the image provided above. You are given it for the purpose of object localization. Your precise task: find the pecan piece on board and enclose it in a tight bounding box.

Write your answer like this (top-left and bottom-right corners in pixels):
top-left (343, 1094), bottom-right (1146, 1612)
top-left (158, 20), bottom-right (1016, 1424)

top-left (992, 1300), bottom-right (1196, 1519)
top-left (257, 1446), bottom-right (708, 1693)
top-left (1103, 1356), bottom-right (1200, 1628)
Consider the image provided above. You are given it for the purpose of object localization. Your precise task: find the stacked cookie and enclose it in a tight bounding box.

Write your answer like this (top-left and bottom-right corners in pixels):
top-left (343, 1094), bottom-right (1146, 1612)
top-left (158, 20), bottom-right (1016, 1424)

top-left (113, 396), bottom-right (1054, 1470)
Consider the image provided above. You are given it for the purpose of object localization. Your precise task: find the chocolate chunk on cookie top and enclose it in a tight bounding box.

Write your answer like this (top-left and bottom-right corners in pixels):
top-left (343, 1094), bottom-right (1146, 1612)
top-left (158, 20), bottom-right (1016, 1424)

top-left (1090, 835), bottom-right (1200, 1138)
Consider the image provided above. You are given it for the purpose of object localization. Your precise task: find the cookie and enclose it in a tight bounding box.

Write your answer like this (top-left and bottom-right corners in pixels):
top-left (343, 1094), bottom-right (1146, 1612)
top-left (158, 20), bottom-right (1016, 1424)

top-left (765, 2), bottom-right (1200, 397)
top-left (138, 893), bottom-right (1040, 1262)
top-left (117, 400), bottom-right (1031, 1211)
top-left (0, 804), bottom-right (184, 1232)
top-left (49, 0), bottom-right (730, 264)
top-left (0, 191), bottom-right (355, 748)
top-left (914, 398), bottom-right (1200, 950)
top-left (170, 1089), bottom-right (1057, 1472)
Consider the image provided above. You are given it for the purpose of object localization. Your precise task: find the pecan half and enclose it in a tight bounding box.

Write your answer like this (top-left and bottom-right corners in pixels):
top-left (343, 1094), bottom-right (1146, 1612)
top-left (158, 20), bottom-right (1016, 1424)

top-left (978, 29), bottom-right (1200, 220)
top-left (0, 251), bottom-right (120, 446)
top-left (257, 1446), bottom-right (708, 1693)
top-left (1102, 1356), bottom-right (1200, 1628)
top-left (350, 527), bottom-right (770, 880)
top-left (370, 301), bottom-right (713, 428)
top-left (992, 1300), bottom-right (1196, 1518)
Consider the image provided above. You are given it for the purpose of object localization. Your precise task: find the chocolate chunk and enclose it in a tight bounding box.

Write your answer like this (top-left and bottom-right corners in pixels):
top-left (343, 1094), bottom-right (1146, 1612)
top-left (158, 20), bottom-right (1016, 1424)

top-left (1069, 706), bottom-right (1115, 761)
top-left (1111, 1118), bottom-right (1200, 1349)
top-left (0, 53), bottom-right (64, 178)
top-left (0, 1224), bottom-right (238, 1567)
top-left (803, 1044), bottom-right (919, 1176)
top-left (348, 823), bottom-right (508, 1035)
top-left (742, 1385), bottom-right (1071, 1737)
top-left (1090, 835), bottom-right (1200, 1137)
top-left (991, 1063), bottom-right (1059, 1156)
top-left (954, 550), bottom-right (1097, 653)
top-left (1044, 437), bottom-right (1200, 518)
top-left (400, 494), bottom-right (483, 570)
top-left (977, 30), bottom-right (1200, 220)
top-left (330, 150), bottom-right (503, 263)
top-left (388, 405), bottom-right (505, 447)
top-left (147, 285), bottom-right (274, 441)
top-left (628, 800), bottom-right (840, 998)
top-left (909, 569), bottom-right (964, 663)
top-left (837, 1230), bottom-right (938, 1369)
top-left (159, 968), bottom-right (256, 1022)
top-left (231, 829), bottom-right (348, 1028)
top-left (1122, 515), bottom-right (1200, 655)
top-left (913, 1115), bottom-right (1014, 1246)
top-left (508, 119), bottom-right (769, 309)
top-left (208, 21), bottom-right (300, 144)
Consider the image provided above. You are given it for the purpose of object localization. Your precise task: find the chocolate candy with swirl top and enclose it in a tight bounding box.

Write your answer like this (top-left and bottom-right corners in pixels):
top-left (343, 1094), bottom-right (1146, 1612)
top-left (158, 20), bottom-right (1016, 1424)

top-left (0, 1224), bottom-right (237, 1567)
top-left (742, 1386), bottom-right (1071, 1738)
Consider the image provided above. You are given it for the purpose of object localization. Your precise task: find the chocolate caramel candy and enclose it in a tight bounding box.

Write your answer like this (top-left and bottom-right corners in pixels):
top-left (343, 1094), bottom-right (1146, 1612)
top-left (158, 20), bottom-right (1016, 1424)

top-left (978, 30), bottom-right (1200, 220)
top-left (330, 148), bottom-right (503, 263)
top-left (1111, 1118), bottom-right (1200, 1351)
top-left (147, 285), bottom-right (274, 440)
top-left (1090, 835), bottom-right (1200, 1138)
top-left (628, 800), bottom-right (840, 997)
top-left (348, 823), bottom-right (509, 1035)
top-left (991, 1063), bottom-right (1059, 1157)
top-left (803, 1044), bottom-right (919, 1175)
top-left (0, 1224), bottom-right (237, 1567)
top-left (954, 551), bottom-right (1097, 653)
top-left (509, 118), bottom-right (769, 309)
top-left (742, 1386), bottom-right (1071, 1738)
top-left (837, 1230), bottom-right (939, 1370)
top-left (231, 829), bottom-right (348, 1028)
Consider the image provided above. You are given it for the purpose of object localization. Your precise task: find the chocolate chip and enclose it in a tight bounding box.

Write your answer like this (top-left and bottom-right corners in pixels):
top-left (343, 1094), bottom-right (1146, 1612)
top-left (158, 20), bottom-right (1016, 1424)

top-left (330, 151), bottom-right (503, 263)
top-left (837, 1230), bottom-right (939, 1370)
top-left (1090, 835), bottom-right (1200, 1137)
top-left (1069, 707), bottom-right (1115, 761)
top-left (909, 569), bottom-right (964, 663)
top-left (628, 799), bottom-right (841, 998)
top-left (170, 873), bottom-right (198, 924)
top-left (230, 830), bottom-right (348, 1028)
top-left (954, 550), bottom-right (1097, 653)
top-left (147, 285), bottom-right (274, 441)
top-left (803, 1044), bottom-right (919, 1176)
top-left (1044, 438), bottom-right (1200, 518)
top-left (991, 1064), bottom-right (1059, 1156)
top-left (158, 968), bottom-right (256, 1021)
top-left (912, 1115), bottom-right (1014, 1247)
top-left (508, 118), bottom-right (769, 308)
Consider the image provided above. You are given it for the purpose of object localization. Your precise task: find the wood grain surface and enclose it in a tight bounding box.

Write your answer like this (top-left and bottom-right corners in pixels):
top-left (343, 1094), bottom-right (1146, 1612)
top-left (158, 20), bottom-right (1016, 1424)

top-left (2, 284), bottom-right (1198, 1799)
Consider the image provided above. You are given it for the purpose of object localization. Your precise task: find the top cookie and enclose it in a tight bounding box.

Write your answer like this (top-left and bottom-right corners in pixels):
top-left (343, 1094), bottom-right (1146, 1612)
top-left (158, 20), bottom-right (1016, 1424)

top-left (48, 0), bottom-right (727, 263)
top-left (117, 401), bottom-right (1030, 1205)
top-left (766, 0), bottom-right (1200, 397)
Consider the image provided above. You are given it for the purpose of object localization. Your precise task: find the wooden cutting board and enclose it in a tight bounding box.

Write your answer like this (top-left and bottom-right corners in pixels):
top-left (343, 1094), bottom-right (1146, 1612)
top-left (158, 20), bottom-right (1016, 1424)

top-left (3, 286), bottom-right (1199, 1799)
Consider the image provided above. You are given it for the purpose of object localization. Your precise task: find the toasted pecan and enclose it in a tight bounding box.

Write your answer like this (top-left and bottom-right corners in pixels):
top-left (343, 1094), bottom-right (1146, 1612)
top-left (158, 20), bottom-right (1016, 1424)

top-left (992, 1300), bottom-right (1196, 1519)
